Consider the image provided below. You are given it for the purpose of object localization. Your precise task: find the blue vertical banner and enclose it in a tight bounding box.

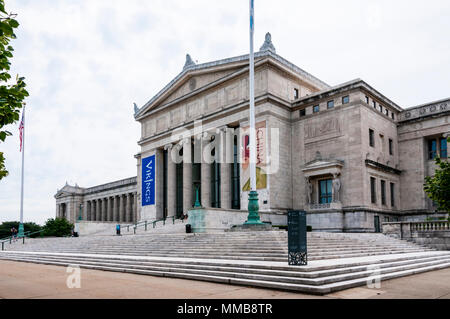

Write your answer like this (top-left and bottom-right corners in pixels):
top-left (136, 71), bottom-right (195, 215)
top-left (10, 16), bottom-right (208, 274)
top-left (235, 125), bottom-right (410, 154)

top-left (142, 155), bottom-right (155, 206)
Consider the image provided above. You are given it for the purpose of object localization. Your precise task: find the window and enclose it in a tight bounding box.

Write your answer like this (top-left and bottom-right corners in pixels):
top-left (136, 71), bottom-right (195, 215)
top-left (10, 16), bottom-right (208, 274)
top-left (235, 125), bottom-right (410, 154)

top-left (440, 138), bottom-right (448, 158)
top-left (327, 100), bottom-right (334, 109)
top-left (389, 139), bottom-right (393, 155)
top-left (385, 109), bottom-right (389, 116)
top-left (384, 216), bottom-right (390, 222)
top-left (391, 113), bottom-right (395, 120)
top-left (390, 182), bottom-right (395, 207)
top-left (370, 177), bottom-right (377, 204)
top-left (313, 105), bottom-right (319, 113)
top-left (319, 179), bottom-right (333, 204)
top-left (342, 96), bottom-right (349, 104)
top-left (369, 129), bottom-right (375, 147)
top-left (294, 88), bottom-right (299, 99)
top-left (299, 109), bottom-right (306, 117)
top-left (373, 101), bottom-right (377, 108)
top-left (379, 105), bottom-right (383, 112)
top-left (381, 180), bottom-right (386, 205)
top-left (428, 139), bottom-right (437, 160)
top-left (365, 96), bottom-right (369, 104)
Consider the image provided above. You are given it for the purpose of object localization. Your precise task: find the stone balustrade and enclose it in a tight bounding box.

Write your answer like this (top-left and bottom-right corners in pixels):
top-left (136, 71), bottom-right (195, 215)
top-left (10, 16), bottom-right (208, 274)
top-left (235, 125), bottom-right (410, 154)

top-left (383, 221), bottom-right (450, 250)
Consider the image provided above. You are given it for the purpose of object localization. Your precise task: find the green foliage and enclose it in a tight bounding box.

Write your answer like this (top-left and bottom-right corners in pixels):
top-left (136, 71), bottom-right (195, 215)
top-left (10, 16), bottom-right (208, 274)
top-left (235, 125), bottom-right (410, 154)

top-left (0, 221), bottom-right (43, 239)
top-left (424, 155), bottom-right (450, 213)
top-left (43, 218), bottom-right (74, 237)
top-left (0, 0), bottom-right (28, 180)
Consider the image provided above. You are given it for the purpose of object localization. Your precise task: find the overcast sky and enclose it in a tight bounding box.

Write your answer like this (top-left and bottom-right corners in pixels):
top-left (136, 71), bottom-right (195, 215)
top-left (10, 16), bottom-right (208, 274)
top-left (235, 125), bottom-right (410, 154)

top-left (0, 0), bottom-right (449, 225)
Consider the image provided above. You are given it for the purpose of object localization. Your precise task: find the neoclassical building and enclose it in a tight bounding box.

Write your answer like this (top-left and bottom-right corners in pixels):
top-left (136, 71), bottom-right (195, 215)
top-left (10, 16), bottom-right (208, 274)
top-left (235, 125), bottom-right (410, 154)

top-left (56, 34), bottom-right (449, 232)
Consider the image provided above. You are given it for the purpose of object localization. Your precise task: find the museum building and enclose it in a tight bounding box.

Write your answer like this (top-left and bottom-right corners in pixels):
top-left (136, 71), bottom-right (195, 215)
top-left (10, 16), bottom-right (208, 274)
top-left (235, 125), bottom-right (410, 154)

top-left (55, 34), bottom-right (449, 233)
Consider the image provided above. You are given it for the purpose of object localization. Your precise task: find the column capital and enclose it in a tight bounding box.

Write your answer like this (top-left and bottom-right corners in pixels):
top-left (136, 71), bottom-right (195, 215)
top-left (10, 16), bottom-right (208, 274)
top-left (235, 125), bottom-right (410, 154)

top-left (164, 143), bottom-right (173, 151)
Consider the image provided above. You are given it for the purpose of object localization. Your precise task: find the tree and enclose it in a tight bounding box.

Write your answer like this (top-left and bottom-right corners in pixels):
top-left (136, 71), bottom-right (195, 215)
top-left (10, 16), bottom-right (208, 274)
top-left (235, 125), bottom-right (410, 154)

top-left (0, 0), bottom-right (28, 180)
top-left (424, 142), bottom-right (450, 213)
top-left (43, 218), bottom-right (74, 237)
top-left (0, 221), bottom-right (43, 238)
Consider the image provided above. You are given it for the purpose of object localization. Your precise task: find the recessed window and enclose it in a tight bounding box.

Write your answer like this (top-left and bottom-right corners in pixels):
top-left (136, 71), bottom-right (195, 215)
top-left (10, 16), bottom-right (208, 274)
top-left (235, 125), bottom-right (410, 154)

top-left (369, 129), bottom-right (375, 147)
top-left (327, 100), bottom-right (334, 109)
top-left (440, 138), bottom-right (448, 158)
top-left (381, 180), bottom-right (386, 205)
top-left (365, 96), bottom-right (369, 104)
top-left (294, 88), bottom-right (299, 99)
top-left (391, 113), bottom-right (395, 120)
top-left (373, 101), bottom-right (377, 108)
top-left (390, 183), bottom-right (395, 207)
top-left (428, 139), bottom-right (437, 160)
top-left (370, 177), bottom-right (377, 204)
top-left (342, 96), bottom-right (349, 104)
top-left (389, 139), bottom-right (393, 155)
top-left (319, 179), bottom-right (333, 204)
top-left (313, 105), bottom-right (319, 113)
top-left (385, 109), bottom-right (389, 116)
top-left (379, 105), bottom-right (383, 112)
top-left (299, 109), bottom-right (306, 117)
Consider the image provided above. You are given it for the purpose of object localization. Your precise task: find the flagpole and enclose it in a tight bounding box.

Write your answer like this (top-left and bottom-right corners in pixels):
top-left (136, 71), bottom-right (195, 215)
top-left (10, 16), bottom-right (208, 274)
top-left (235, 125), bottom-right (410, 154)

top-left (245, 0), bottom-right (263, 225)
top-left (18, 104), bottom-right (25, 237)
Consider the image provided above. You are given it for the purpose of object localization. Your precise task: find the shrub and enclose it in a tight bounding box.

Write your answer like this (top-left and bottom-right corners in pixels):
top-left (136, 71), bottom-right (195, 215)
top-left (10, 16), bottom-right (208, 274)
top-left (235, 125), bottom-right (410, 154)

top-left (43, 218), bottom-right (73, 237)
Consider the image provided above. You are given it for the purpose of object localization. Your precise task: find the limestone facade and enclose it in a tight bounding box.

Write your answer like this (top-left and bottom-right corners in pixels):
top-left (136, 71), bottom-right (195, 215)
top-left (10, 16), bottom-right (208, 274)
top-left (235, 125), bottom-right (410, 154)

top-left (56, 34), bottom-right (449, 232)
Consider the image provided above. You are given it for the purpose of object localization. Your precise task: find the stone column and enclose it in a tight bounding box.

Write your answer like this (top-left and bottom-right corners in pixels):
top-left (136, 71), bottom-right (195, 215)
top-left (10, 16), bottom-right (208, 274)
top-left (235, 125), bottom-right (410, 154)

top-left (219, 127), bottom-right (232, 209)
top-left (83, 201), bottom-right (88, 220)
top-left (201, 133), bottom-right (211, 208)
top-left (119, 195), bottom-right (125, 222)
top-left (95, 199), bottom-right (100, 221)
top-left (165, 144), bottom-right (177, 217)
top-left (113, 196), bottom-right (118, 222)
top-left (182, 138), bottom-right (193, 213)
top-left (126, 193), bottom-right (131, 223)
top-left (101, 198), bottom-right (106, 222)
top-left (87, 201), bottom-right (91, 221)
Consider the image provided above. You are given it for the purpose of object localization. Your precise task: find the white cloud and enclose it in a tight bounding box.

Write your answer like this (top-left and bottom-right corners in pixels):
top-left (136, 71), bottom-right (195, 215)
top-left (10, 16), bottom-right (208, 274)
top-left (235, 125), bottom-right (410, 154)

top-left (0, 0), bottom-right (449, 225)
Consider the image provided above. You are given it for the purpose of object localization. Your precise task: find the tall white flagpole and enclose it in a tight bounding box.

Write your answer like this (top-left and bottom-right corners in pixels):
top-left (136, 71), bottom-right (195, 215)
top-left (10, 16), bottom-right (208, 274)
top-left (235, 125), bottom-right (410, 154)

top-left (249, 0), bottom-right (256, 192)
top-left (18, 104), bottom-right (25, 237)
top-left (245, 0), bottom-right (263, 225)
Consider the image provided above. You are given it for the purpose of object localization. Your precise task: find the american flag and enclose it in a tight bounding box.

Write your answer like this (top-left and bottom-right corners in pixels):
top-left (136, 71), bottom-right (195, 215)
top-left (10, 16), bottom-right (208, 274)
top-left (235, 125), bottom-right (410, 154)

top-left (19, 111), bottom-right (24, 152)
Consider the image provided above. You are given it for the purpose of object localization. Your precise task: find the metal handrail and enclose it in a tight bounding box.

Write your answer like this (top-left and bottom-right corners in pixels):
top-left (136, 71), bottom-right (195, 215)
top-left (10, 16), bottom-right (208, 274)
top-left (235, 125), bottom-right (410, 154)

top-left (1, 229), bottom-right (46, 251)
top-left (121, 216), bottom-right (184, 234)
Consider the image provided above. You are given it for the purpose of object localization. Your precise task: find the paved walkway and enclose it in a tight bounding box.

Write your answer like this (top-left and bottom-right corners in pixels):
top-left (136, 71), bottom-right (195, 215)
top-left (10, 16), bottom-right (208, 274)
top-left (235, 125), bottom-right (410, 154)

top-left (0, 260), bottom-right (449, 299)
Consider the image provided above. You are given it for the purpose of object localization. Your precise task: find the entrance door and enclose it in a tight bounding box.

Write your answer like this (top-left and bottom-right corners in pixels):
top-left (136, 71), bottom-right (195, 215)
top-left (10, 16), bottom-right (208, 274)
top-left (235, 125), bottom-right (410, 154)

top-left (374, 216), bottom-right (381, 233)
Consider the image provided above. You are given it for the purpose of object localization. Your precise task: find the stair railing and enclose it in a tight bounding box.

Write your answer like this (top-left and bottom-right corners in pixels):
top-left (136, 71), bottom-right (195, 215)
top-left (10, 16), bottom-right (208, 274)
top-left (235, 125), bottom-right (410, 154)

top-left (120, 216), bottom-right (184, 235)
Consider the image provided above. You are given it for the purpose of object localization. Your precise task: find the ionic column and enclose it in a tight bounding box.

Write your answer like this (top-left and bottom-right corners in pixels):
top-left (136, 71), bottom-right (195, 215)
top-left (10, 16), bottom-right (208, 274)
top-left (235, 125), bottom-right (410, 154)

top-left (113, 196), bottom-right (118, 222)
top-left (95, 199), bottom-right (100, 221)
top-left (200, 133), bottom-right (211, 208)
top-left (182, 138), bottom-right (193, 213)
top-left (119, 195), bottom-right (125, 222)
top-left (82, 201), bottom-right (88, 220)
top-left (126, 193), bottom-right (131, 222)
top-left (87, 201), bottom-right (91, 221)
top-left (101, 198), bottom-right (106, 221)
top-left (165, 144), bottom-right (177, 217)
top-left (219, 127), bottom-right (232, 209)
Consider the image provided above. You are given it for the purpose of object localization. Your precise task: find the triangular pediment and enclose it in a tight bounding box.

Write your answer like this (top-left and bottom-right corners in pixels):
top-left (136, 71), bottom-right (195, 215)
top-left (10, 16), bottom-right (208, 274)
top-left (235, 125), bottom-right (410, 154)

top-left (136, 61), bottom-right (249, 119)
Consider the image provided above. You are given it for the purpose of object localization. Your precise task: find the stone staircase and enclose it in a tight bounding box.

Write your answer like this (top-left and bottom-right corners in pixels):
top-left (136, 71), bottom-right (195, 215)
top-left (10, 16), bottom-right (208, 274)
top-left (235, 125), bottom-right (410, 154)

top-left (1, 231), bottom-right (449, 295)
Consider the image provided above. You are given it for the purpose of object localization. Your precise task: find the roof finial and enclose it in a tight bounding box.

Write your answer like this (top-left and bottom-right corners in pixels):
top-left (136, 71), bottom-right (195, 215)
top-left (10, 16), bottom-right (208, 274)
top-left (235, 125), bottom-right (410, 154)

top-left (259, 32), bottom-right (276, 53)
top-left (183, 54), bottom-right (196, 70)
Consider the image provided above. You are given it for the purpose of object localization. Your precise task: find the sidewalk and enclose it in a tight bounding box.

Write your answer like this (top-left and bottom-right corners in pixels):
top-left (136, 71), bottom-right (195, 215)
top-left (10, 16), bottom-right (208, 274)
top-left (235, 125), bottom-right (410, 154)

top-left (0, 260), bottom-right (449, 299)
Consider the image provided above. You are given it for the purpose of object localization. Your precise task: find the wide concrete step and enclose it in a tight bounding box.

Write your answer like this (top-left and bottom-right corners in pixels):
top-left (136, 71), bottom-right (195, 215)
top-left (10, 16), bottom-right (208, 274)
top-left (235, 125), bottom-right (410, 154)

top-left (1, 251), bottom-right (449, 294)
